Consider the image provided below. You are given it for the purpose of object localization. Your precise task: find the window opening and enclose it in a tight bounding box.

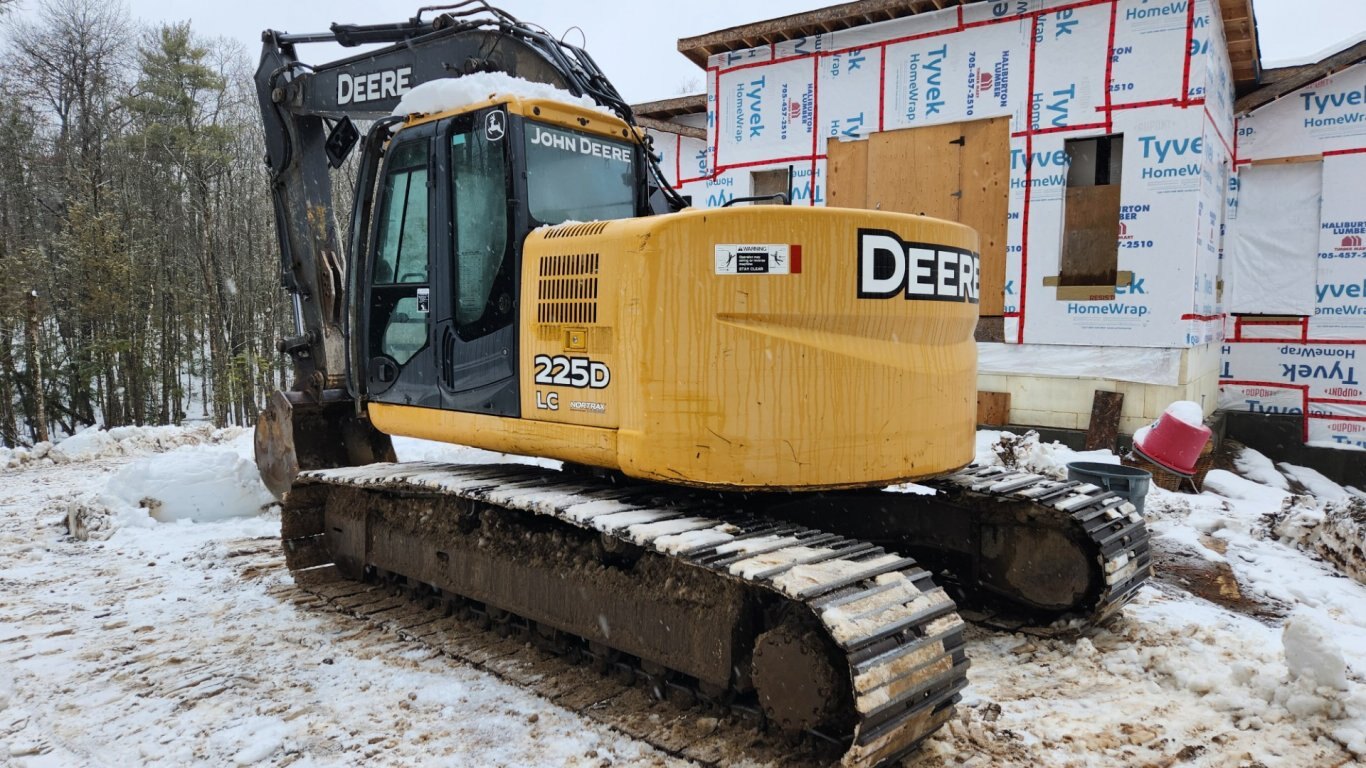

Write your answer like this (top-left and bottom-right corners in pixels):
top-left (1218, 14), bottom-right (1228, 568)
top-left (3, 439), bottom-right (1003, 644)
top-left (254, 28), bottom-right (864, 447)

top-left (750, 168), bottom-right (791, 202)
top-left (1052, 134), bottom-right (1125, 299)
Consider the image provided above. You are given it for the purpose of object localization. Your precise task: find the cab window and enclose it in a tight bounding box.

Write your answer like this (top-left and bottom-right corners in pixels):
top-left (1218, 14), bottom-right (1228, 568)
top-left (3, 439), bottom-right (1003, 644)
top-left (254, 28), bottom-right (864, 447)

top-left (373, 140), bottom-right (429, 285)
top-left (450, 120), bottom-right (513, 338)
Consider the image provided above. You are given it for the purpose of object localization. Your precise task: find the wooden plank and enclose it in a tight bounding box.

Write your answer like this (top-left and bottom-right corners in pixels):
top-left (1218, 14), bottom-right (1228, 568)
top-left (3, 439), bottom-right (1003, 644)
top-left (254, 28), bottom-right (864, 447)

top-left (826, 137), bottom-right (869, 209)
top-left (1050, 284), bottom-right (1117, 301)
top-left (636, 116), bottom-right (706, 140)
top-left (1248, 154), bottom-right (1323, 166)
top-left (1084, 391), bottom-right (1125, 451)
top-left (1058, 184), bottom-right (1121, 287)
top-left (977, 391), bottom-right (1010, 427)
top-left (1043, 269), bottom-right (1133, 300)
top-left (631, 94), bottom-right (707, 120)
top-left (867, 123), bottom-right (961, 220)
top-left (959, 116), bottom-right (1010, 316)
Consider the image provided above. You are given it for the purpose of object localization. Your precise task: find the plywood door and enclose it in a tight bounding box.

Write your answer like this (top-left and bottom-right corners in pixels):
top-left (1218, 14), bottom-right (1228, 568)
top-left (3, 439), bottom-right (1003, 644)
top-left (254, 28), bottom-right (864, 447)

top-left (826, 138), bottom-right (867, 210)
top-left (867, 122), bottom-right (963, 221)
top-left (1060, 184), bottom-right (1122, 287)
top-left (827, 118), bottom-right (1010, 316)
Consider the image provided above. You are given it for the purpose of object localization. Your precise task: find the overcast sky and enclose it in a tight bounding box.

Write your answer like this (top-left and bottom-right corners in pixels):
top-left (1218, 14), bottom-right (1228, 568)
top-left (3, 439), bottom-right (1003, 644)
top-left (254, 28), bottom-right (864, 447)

top-left (23, 0), bottom-right (1366, 102)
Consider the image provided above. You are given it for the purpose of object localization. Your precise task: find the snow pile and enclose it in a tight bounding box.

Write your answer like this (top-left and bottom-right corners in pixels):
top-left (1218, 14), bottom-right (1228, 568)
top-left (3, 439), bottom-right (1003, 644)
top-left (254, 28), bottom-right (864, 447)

top-left (933, 589), bottom-right (1366, 765)
top-left (50, 426), bottom-right (119, 460)
top-left (4, 424), bottom-right (243, 469)
top-left (1178, 468), bottom-right (1366, 603)
top-left (1316, 499), bottom-right (1366, 585)
top-left (393, 72), bottom-right (609, 117)
top-left (978, 429), bottom-right (1117, 479)
top-left (1249, 463), bottom-right (1366, 588)
top-left (1262, 492), bottom-right (1328, 550)
top-left (0, 440), bottom-right (53, 469)
top-left (1234, 446), bottom-right (1291, 490)
top-left (6, 420), bottom-right (243, 470)
top-left (102, 444), bottom-right (276, 524)
top-left (1280, 461), bottom-right (1354, 504)
top-left (1284, 609), bottom-right (1350, 691)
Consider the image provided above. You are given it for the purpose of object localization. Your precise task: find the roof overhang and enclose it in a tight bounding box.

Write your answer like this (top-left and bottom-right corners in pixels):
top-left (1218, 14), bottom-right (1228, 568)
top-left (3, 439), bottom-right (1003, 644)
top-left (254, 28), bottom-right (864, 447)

top-left (1236, 38), bottom-right (1366, 114)
top-left (631, 94), bottom-right (707, 120)
top-left (1219, 0), bottom-right (1261, 94)
top-left (630, 94), bottom-right (708, 139)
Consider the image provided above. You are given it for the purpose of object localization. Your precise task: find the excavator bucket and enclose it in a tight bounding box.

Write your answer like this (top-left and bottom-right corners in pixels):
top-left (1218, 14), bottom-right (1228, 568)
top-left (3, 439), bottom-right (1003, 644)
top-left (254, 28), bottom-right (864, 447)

top-left (254, 389), bottom-right (396, 498)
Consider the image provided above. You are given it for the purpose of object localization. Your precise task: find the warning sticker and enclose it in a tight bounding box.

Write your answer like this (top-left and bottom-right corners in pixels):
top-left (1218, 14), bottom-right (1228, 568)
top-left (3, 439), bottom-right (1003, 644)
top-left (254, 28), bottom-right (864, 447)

top-left (715, 244), bottom-right (794, 274)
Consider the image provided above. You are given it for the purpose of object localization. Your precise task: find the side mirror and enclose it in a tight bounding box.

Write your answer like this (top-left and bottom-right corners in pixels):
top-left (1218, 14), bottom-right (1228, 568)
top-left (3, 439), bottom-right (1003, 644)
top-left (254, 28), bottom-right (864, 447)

top-left (325, 116), bottom-right (360, 168)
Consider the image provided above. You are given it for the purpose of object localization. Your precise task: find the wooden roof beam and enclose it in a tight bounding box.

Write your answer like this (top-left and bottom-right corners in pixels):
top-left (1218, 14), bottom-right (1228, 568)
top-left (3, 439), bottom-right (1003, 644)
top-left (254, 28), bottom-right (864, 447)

top-left (635, 116), bottom-right (707, 140)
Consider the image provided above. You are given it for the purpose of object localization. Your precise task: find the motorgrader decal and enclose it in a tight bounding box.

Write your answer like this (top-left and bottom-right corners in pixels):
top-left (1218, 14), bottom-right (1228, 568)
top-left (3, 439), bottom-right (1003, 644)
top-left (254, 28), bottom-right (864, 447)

top-left (857, 228), bottom-right (979, 303)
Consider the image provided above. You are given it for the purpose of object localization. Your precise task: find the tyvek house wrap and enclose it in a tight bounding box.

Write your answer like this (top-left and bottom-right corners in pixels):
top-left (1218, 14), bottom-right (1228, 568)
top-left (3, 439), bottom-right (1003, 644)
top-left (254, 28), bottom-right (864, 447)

top-left (649, 0), bottom-right (1363, 450)
top-left (658, 0), bottom-right (1234, 350)
top-left (1222, 58), bottom-right (1366, 451)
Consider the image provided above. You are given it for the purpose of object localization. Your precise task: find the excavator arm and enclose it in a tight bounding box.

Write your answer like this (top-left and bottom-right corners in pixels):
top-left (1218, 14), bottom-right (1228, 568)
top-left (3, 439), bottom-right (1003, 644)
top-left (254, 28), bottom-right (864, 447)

top-left (253, 2), bottom-right (683, 495)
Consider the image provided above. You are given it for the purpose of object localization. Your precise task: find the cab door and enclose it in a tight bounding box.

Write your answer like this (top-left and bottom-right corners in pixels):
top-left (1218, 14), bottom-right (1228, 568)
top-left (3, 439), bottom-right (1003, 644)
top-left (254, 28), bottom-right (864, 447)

top-left (433, 109), bottom-right (520, 416)
top-left (365, 126), bottom-right (440, 407)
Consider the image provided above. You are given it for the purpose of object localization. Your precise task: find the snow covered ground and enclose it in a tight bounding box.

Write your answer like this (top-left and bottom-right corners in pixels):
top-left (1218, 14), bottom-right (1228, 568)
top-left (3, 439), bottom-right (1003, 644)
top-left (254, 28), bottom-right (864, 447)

top-left (2, 426), bottom-right (1365, 767)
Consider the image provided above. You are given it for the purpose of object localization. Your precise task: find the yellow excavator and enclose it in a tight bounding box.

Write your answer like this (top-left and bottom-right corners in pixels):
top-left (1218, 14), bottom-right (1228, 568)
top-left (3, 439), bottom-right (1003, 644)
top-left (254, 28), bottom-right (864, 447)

top-left (253, 4), bottom-right (1150, 764)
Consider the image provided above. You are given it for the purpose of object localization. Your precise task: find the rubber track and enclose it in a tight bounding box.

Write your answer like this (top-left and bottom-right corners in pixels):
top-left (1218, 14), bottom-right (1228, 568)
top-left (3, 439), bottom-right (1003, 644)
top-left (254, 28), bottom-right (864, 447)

top-left (288, 462), bottom-right (972, 767)
top-left (929, 464), bottom-right (1153, 628)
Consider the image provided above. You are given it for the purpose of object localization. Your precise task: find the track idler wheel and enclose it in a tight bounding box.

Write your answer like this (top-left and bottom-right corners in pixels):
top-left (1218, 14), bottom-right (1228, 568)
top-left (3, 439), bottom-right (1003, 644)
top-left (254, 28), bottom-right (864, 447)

top-left (751, 618), bottom-right (851, 733)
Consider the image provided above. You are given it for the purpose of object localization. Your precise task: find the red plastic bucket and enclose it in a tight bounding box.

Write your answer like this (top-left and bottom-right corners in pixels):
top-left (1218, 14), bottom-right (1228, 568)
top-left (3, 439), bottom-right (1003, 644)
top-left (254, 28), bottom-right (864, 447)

top-left (1133, 408), bottom-right (1210, 476)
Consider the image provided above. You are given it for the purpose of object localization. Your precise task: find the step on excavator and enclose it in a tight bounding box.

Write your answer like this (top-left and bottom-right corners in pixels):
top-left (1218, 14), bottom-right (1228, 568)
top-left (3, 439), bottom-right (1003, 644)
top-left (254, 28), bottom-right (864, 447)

top-left (254, 4), bottom-right (1151, 763)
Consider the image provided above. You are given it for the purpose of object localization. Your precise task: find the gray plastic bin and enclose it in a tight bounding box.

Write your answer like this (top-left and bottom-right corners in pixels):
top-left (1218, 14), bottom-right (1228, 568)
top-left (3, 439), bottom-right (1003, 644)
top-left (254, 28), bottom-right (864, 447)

top-left (1066, 461), bottom-right (1152, 515)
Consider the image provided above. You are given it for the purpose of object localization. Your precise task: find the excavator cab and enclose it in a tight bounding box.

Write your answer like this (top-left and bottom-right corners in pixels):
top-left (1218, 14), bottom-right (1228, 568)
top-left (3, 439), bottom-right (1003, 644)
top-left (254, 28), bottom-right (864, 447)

top-left (251, 6), bottom-right (673, 496)
top-left (358, 100), bottom-right (645, 419)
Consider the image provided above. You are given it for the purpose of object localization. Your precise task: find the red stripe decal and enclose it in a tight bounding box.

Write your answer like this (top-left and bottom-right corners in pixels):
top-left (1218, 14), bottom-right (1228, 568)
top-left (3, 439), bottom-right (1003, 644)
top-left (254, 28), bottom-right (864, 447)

top-left (1018, 14), bottom-right (1040, 345)
top-left (1180, 0), bottom-right (1196, 101)
top-left (1103, 0), bottom-right (1117, 133)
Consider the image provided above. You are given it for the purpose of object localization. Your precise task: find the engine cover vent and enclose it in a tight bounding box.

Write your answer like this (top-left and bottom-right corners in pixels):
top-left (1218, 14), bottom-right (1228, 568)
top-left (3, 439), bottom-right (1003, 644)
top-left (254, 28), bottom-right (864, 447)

top-left (537, 253), bottom-right (599, 325)
top-left (543, 221), bottom-right (610, 238)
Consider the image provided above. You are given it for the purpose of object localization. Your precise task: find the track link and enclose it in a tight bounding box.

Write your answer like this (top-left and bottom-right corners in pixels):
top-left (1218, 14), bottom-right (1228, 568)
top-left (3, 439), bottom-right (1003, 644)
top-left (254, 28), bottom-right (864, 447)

top-left (284, 462), bottom-right (971, 767)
